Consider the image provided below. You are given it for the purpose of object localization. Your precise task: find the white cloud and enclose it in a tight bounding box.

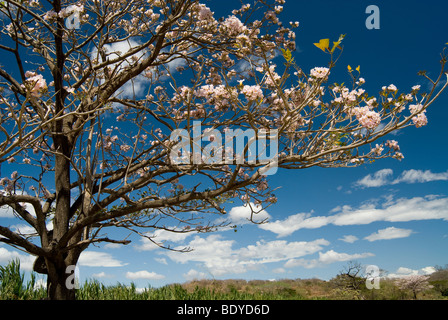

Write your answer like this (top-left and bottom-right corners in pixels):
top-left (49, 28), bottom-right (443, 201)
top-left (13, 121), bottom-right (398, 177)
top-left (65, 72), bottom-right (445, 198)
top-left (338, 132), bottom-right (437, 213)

top-left (355, 169), bottom-right (394, 188)
top-left (91, 271), bottom-right (113, 278)
top-left (183, 269), bottom-right (208, 281)
top-left (226, 203), bottom-right (271, 225)
top-left (364, 227), bottom-right (414, 242)
top-left (162, 234), bottom-right (330, 277)
top-left (104, 243), bottom-right (122, 249)
top-left (91, 39), bottom-right (149, 99)
top-left (259, 195), bottom-right (448, 237)
top-left (317, 250), bottom-right (374, 264)
top-left (135, 228), bottom-right (195, 251)
top-left (387, 266), bottom-right (437, 278)
top-left (258, 213), bottom-right (308, 237)
top-left (284, 249), bottom-right (374, 269)
top-left (338, 235), bottom-right (359, 243)
top-left (0, 205), bottom-right (15, 218)
top-left (355, 168), bottom-right (448, 188)
top-left (155, 257), bottom-right (168, 265)
top-left (0, 247), bottom-right (35, 271)
top-left (78, 251), bottom-right (127, 267)
top-left (272, 267), bottom-right (286, 274)
top-left (126, 270), bottom-right (165, 280)
top-left (392, 169), bottom-right (448, 184)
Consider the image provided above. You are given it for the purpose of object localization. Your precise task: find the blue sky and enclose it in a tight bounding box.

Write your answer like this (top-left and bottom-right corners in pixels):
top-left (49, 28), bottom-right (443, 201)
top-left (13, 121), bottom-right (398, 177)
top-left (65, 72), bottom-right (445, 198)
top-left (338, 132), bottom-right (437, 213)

top-left (1, 0), bottom-right (448, 289)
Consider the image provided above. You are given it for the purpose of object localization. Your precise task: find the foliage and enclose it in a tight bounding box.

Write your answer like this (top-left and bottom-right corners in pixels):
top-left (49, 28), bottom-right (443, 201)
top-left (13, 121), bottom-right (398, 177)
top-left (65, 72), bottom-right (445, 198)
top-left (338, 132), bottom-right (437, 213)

top-left (0, 259), bottom-right (45, 300)
top-left (1, 259), bottom-right (447, 300)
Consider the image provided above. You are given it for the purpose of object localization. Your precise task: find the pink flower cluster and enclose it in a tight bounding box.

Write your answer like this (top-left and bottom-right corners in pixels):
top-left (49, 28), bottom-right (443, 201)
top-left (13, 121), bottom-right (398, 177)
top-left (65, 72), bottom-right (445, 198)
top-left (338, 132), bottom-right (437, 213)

top-left (241, 85), bottom-right (263, 101)
top-left (195, 84), bottom-right (237, 110)
top-left (310, 67), bottom-right (330, 79)
top-left (22, 71), bottom-right (47, 98)
top-left (196, 3), bottom-right (214, 21)
top-left (386, 140), bottom-right (400, 151)
top-left (409, 103), bottom-right (428, 127)
top-left (44, 4), bottom-right (84, 21)
top-left (353, 106), bottom-right (381, 129)
top-left (220, 15), bottom-right (247, 37)
top-left (0, 171), bottom-right (18, 193)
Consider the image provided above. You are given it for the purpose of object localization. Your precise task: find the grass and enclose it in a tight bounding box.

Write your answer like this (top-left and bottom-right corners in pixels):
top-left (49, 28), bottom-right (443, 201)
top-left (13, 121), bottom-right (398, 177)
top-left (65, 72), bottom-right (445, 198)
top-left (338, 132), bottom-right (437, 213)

top-left (1, 259), bottom-right (447, 300)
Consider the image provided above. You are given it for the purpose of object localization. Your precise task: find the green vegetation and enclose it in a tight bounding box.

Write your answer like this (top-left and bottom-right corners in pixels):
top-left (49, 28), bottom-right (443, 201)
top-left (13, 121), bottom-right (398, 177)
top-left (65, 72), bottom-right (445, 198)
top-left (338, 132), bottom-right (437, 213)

top-left (1, 259), bottom-right (447, 300)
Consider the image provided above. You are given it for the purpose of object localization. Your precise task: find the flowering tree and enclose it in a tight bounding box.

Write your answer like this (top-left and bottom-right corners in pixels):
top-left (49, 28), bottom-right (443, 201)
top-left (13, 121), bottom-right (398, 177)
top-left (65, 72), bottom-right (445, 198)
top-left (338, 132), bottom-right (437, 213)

top-left (0, 0), bottom-right (447, 299)
top-left (394, 275), bottom-right (434, 299)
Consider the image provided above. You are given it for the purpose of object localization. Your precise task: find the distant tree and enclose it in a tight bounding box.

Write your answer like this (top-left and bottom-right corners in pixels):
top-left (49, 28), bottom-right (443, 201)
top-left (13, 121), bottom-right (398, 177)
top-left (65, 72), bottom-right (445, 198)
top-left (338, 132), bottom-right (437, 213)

top-left (430, 265), bottom-right (448, 297)
top-left (394, 275), bottom-right (434, 300)
top-left (330, 261), bottom-right (366, 299)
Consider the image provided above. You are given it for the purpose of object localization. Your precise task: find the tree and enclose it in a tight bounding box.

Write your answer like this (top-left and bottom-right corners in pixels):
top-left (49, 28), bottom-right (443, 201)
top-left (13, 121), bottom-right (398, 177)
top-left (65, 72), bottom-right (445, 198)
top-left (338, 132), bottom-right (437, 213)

top-left (394, 275), bottom-right (434, 300)
top-left (0, 0), bottom-right (447, 299)
top-left (330, 261), bottom-right (367, 299)
top-left (429, 265), bottom-right (448, 297)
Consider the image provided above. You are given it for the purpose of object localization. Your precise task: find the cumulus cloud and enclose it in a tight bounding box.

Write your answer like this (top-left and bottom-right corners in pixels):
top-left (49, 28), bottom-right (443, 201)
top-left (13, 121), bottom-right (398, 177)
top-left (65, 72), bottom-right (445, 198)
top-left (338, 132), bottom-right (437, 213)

top-left (162, 234), bottom-right (330, 277)
top-left (338, 235), bottom-right (359, 243)
top-left (78, 251), bottom-right (127, 267)
top-left (226, 203), bottom-right (271, 225)
top-left (387, 266), bottom-right (437, 278)
top-left (393, 169), bottom-right (448, 184)
top-left (355, 168), bottom-right (394, 188)
top-left (0, 246), bottom-right (35, 271)
top-left (183, 269), bottom-right (209, 281)
top-left (355, 168), bottom-right (448, 188)
top-left (318, 250), bottom-right (374, 264)
top-left (364, 227), bottom-right (414, 242)
top-left (284, 249), bottom-right (374, 269)
top-left (259, 195), bottom-right (448, 237)
top-left (90, 39), bottom-right (149, 99)
top-left (135, 228), bottom-right (195, 251)
top-left (126, 270), bottom-right (165, 280)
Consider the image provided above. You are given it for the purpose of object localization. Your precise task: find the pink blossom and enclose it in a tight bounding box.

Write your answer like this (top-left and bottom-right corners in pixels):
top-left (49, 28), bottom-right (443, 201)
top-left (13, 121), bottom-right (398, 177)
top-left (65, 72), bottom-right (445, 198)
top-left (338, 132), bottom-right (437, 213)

top-left (387, 84), bottom-right (397, 91)
top-left (412, 113), bottom-right (428, 127)
top-left (197, 4), bottom-right (214, 21)
top-left (372, 144), bottom-right (384, 155)
top-left (220, 15), bottom-right (247, 36)
top-left (120, 144), bottom-right (131, 152)
top-left (353, 106), bottom-right (381, 129)
top-left (43, 10), bottom-right (58, 21)
top-left (241, 85), bottom-right (263, 101)
top-left (409, 103), bottom-right (424, 114)
top-left (24, 73), bottom-right (47, 97)
top-left (386, 140), bottom-right (400, 151)
top-left (310, 67), bottom-right (330, 79)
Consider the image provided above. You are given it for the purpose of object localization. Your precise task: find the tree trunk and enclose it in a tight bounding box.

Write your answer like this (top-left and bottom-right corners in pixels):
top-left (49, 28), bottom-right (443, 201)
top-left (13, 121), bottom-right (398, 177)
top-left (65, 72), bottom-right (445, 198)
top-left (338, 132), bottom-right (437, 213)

top-left (48, 127), bottom-right (76, 299)
top-left (46, 258), bottom-right (77, 300)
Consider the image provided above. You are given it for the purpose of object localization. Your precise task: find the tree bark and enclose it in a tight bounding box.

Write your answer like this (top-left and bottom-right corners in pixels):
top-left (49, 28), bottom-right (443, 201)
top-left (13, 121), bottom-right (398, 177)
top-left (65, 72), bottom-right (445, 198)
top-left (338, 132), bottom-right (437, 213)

top-left (45, 258), bottom-right (76, 300)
